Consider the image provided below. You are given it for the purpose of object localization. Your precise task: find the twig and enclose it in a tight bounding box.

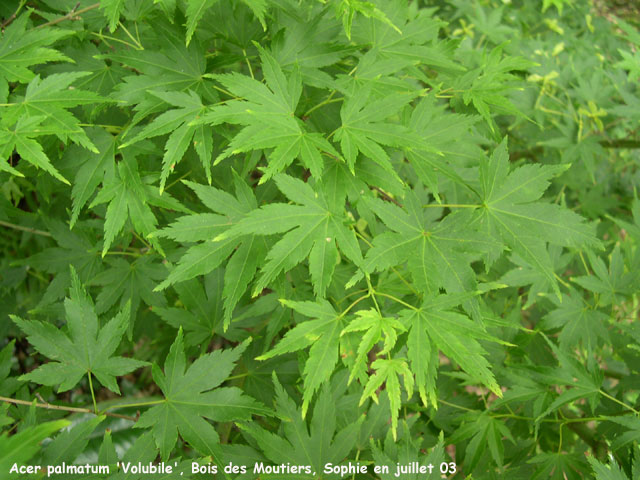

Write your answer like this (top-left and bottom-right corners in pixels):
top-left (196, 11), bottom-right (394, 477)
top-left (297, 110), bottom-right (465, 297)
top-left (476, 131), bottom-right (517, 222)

top-left (0, 220), bottom-right (52, 237)
top-left (0, 396), bottom-right (137, 422)
top-left (371, 186), bottom-right (402, 207)
top-left (0, 0), bottom-right (26, 30)
top-left (36, 2), bottom-right (100, 29)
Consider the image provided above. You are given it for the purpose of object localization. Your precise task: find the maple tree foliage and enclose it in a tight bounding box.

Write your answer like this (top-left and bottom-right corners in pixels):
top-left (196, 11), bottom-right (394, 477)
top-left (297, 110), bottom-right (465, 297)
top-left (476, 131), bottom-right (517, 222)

top-left (1, 0), bottom-right (640, 478)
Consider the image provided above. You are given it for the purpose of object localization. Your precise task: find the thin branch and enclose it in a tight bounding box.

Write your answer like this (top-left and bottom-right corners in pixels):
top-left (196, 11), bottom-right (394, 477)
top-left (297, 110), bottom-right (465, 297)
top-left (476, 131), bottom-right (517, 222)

top-left (0, 396), bottom-right (137, 422)
top-left (600, 139), bottom-right (640, 149)
top-left (1, 0), bottom-right (26, 29)
top-left (36, 2), bottom-right (100, 29)
top-left (371, 186), bottom-right (402, 207)
top-left (0, 220), bottom-right (52, 237)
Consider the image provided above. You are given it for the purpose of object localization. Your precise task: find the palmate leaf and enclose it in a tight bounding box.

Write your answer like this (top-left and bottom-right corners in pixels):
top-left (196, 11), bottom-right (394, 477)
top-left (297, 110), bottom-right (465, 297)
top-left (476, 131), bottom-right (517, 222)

top-left (335, 86), bottom-right (424, 179)
top-left (258, 299), bottom-right (344, 416)
top-left (121, 90), bottom-right (212, 191)
top-left (400, 294), bottom-right (504, 410)
top-left (0, 116), bottom-right (69, 183)
top-left (541, 291), bottom-right (609, 353)
top-left (239, 373), bottom-right (361, 479)
top-left (69, 128), bottom-right (116, 227)
top-left (0, 14), bottom-right (71, 102)
top-left (197, 46), bottom-right (339, 182)
top-left (100, 0), bottom-right (126, 32)
top-left (215, 173), bottom-right (362, 299)
top-left (361, 2), bottom-right (463, 73)
top-left (354, 191), bottom-right (499, 318)
top-left (185, 0), bottom-right (267, 46)
top-left (588, 454), bottom-right (630, 480)
top-left (455, 46), bottom-right (537, 132)
top-left (10, 266), bottom-right (147, 394)
top-left (359, 357), bottom-right (413, 440)
top-left (471, 138), bottom-right (601, 297)
top-left (90, 255), bottom-right (167, 335)
top-left (90, 154), bottom-right (189, 256)
top-left (448, 411), bottom-right (514, 470)
top-left (340, 308), bottom-right (405, 384)
top-left (3, 72), bottom-right (107, 153)
top-left (154, 174), bottom-right (265, 327)
top-left (135, 330), bottom-right (270, 460)
top-left (371, 424), bottom-right (446, 480)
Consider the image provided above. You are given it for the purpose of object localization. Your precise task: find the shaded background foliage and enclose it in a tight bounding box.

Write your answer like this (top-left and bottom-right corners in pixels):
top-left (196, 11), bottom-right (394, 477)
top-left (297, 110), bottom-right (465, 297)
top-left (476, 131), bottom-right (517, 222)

top-left (1, 0), bottom-right (640, 478)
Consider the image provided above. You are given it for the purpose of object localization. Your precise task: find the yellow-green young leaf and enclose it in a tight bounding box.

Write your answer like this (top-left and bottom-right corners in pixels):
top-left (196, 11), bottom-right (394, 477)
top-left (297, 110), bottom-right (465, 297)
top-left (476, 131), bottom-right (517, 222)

top-left (135, 330), bottom-right (270, 460)
top-left (100, 0), bottom-right (126, 32)
top-left (359, 357), bottom-right (413, 440)
top-left (341, 309), bottom-right (405, 384)
top-left (10, 266), bottom-right (148, 394)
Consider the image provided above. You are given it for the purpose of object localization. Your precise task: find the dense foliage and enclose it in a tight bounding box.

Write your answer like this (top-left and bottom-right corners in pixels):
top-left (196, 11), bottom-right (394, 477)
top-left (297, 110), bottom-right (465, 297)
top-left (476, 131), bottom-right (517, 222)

top-left (1, 0), bottom-right (639, 478)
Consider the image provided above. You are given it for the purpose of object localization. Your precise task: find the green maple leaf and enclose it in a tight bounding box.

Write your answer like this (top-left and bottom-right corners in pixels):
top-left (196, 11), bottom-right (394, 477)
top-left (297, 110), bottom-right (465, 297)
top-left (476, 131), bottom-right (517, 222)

top-left (340, 308), bottom-right (405, 384)
top-left (135, 330), bottom-right (270, 460)
top-left (449, 411), bottom-right (514, 470)
top-left (155, 269), bottom-right (247, 348)
top-left (588, 454), bottom-right (630, 480)
top-left (103, 24), bottom-right (215, 129)
top-left (3, 72), bottom-right (107, 153)
top-left (359, 357), bottom-right (413, 440)
top-left (258, 299), bottom-right (344, 416)
top-left (401, 294), bottom-right (505, 409)
top-left (372, 424), bottom-right (446, 480)
top-left (24, 219), bottom-right (103, 309)
top-left (571, 246), bottom-right (635, 306)
top-left (455, 46), bottom-right (537, 132)
top-left (334, 0), bottom-right (401, 41)
top-left (89, 255), bottom-right (168, 334)
top-left (541, 291), bottom-right (609, 353)
top-left (154, 174), bottom-right (266, 327)
top-left (535, 336), bottom-right (603, 421)
top-left (471, 138), bottom-right (601, 297)
top-left (528, 452), bottom-right (590, 480)
top-left (215, 173), bottom-right (362, 299)
top-left (363, 3), bottom-right (463, 73)
top-left (69, 128), bottom-right (116, 228)
top-left (0, 14), bottom-right (72, 102)
top-left (10, 266), bottom-right (148, 394)
top-left (270, 10), bottom-right (355, 89)
top-left (185, 0), bottom-right (267, 45)
top-left (100, 0), bottom-right (126, 32)
top-left (42, 416), bottom-right (105, 466)
top-left (239, 373), bottom-right (361, 478)
top-left (121, 90), bottom-right (212, 192)
top-left (499, 246), bottom-right (570, 309)
top-left (0, 115), bottom-right (69, 183)
top-left (197, 46), bottom-right (339, 182)
top-left (354, 190), bottom-right (499, 317)
top-left (334, 86), bottom-right (424, 180)
top-left (90, 153), bottom-right (188, 256)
